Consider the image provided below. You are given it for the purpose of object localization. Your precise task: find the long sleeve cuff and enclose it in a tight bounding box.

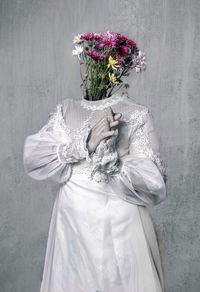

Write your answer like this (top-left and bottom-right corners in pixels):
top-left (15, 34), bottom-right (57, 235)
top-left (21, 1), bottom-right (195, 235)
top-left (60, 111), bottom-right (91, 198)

top-left (56, 123), bottom-right (93, 164)
top-left (23, 103), bottom-right (94, 183)
top-left (109, 157), bottom-right (167, 206)
top-left (87, 129), bottom-right (121, 183)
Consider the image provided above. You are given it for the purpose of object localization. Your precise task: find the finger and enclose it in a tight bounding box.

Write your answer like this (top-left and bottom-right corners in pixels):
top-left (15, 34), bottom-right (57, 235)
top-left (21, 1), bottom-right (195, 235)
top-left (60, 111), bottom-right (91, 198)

top-left (110, 120), bottom-right (119, 128)
top-left (113, 113), bottom-right (122, 120)
top-left (106, 106), bottom-right (115, 115)
top-left (96, 122), bottom-right (109, 134)
top-left (93, 117), bottom-right (110, 133)
top-left (104, 106), bottom-right (114, 122)
top-left (100, 130), bottom-right (115, 140)
top-left (104, 106), bottom-right (113, 115)
top-left (92, 116), bottom-right (107, 131)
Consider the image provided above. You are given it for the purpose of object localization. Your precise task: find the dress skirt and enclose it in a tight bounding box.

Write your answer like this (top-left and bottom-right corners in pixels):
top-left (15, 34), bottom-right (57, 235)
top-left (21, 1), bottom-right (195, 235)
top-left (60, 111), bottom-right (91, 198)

top-left (39, 171), bottom-right (164, 292)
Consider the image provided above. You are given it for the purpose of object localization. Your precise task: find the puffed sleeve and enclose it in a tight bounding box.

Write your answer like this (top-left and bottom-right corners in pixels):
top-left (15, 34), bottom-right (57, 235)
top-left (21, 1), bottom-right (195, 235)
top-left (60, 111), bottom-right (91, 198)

top-left (89, 108), bottom-right (167, 206)
top-left (23, 102), bottom-right (92, 183)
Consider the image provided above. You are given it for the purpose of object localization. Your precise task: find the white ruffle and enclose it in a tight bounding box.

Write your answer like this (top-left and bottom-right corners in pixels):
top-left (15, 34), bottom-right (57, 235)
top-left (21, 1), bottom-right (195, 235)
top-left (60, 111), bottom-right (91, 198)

top-left (88, 129), bottom-right (121, 183)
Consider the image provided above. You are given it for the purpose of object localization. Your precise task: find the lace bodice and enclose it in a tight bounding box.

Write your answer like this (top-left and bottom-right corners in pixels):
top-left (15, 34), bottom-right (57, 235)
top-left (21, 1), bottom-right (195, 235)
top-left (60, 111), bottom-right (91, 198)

top-left (23, 92), bottom-right (167, 206)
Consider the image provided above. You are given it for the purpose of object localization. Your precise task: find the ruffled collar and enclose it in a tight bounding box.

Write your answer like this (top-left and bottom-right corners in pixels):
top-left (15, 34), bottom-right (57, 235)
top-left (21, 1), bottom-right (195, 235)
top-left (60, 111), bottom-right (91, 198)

top-left (80, 91), bottom-right (128, 111)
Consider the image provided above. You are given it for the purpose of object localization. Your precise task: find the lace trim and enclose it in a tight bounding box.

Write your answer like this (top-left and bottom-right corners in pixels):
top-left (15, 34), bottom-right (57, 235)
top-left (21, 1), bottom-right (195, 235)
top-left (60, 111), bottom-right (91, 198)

top-left (72, 161), bottom-right (122, 184)
top-left (89, 130), bottom-right (121, 183)
top-left (121, 107), bottom-right (149, 127)
top-left (132, 127), bottom-right (166, 177)
top-left (71, 130), bottom-right (122, 183)
top-left (39, 103), bottom-right (93, 134)
top-left (127, 108), bottom-right (166, 178)
top-left (39, 103), bottom-right (94, 163)
top-left (57, 143), bottom-right (78, 163)
top-left (56, 125), bottom-right (92, 163)
top-left (38, 104), bottom-right (71, 140)
top-left (80, 92), bottom-right (128, 111)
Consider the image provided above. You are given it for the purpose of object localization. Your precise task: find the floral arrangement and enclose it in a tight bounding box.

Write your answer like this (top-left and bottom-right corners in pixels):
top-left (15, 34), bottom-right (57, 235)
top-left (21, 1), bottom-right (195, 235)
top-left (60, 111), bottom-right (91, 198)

top-left (72, 30), bottom-right (146, 100)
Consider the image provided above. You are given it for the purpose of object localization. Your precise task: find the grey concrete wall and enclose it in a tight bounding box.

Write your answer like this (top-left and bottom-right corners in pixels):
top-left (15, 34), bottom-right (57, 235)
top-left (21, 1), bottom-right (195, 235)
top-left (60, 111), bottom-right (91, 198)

top-left (0, 0), bottom-right (199, 291)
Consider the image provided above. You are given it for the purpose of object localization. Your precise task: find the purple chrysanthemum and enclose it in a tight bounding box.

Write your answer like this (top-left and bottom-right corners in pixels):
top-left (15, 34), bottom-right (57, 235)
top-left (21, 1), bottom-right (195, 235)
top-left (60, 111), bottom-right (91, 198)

top-left (98, 31), bottom-right (118, 48)
top-left (117, 45), bottom-right (130, 57)
top-left (80, 32), bottom-right (102, 42)
top-left (126, 39), bottom-right (137, 49)
top-left (85, 49), bottom-right (105, 61)
top-left (80, 33), bottom-right (95, 41)
top-left (93, 33), bottom-right (102, 41)
top-left (116, 33), bottom-right (127, 44)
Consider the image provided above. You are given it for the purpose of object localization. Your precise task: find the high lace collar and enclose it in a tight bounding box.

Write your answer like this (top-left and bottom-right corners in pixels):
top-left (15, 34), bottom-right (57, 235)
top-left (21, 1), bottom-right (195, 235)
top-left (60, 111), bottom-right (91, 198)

top-left (80, 91), bottom-right (129, 111)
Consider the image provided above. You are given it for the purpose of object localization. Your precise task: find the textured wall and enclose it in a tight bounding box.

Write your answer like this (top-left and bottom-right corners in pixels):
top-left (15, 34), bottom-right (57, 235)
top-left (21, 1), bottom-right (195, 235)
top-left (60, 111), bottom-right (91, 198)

top-left (0, 0), bottom-right (200, 291)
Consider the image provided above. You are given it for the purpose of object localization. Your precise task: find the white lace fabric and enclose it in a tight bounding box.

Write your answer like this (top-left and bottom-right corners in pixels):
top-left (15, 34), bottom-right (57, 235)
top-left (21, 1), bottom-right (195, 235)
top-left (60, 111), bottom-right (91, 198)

top-left (23, 92), bottom-right (167, 206)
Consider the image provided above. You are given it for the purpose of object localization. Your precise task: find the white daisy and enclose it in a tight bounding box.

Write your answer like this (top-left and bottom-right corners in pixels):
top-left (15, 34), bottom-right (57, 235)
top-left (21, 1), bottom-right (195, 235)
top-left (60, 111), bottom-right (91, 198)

top-left (72, 45), bottom-right (84, 59)
top-left (73, 34), bottom-right (83, 44)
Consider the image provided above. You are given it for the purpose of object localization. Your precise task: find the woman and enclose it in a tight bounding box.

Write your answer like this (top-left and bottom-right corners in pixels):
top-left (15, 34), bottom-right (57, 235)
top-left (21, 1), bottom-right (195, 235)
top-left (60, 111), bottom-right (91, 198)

top-left (23, 91), bottom-right (167, 292)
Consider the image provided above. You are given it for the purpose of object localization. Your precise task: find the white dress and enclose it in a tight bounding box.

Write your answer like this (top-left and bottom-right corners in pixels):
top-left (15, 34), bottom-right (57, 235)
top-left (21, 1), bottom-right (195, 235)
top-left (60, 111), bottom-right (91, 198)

top-left (23, 92), bottom-right (167, 292)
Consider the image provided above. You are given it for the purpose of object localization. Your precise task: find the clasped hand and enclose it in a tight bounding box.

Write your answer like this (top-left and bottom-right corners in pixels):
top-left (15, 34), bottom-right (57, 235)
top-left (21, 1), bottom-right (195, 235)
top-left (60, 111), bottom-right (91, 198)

top-left (86, 106), bottom-right (122, 153)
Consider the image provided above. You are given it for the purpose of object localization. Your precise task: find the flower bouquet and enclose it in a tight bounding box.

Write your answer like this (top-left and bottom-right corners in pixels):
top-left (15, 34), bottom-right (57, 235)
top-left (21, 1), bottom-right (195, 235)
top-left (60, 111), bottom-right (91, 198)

top-left (72, 30), bottom-right (146, 101)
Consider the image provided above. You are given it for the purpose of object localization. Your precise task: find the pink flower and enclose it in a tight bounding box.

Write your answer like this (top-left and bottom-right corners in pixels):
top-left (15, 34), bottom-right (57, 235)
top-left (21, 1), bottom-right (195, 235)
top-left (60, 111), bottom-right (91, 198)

top-left (93, 33), bottom-right (102, 41)
top-left (126, 39), bottom-right (137, 49)
top-left (116, 33), bottom-right (127, 44)
top-left (117, 45), bottom-right (129, 57)
top-left (80, 32), bottom-right (103, 43)
top-left (85, 49), bottom-right (105, 61)
top-left (99, 37), bottom-right (117, 48)
top-left (98, 31), bottom-right (118, 48)
top-left (80, 33), bottom-right (95, 41)
top-left (100, 31), bottom-right (116, 39)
